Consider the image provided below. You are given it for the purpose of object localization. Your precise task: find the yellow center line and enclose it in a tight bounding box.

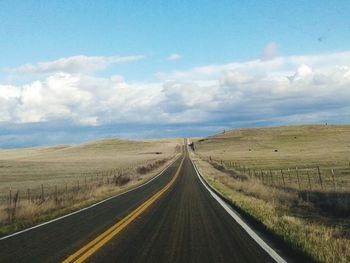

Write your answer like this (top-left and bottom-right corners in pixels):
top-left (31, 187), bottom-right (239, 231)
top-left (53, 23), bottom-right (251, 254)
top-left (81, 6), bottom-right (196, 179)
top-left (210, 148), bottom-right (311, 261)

top-left (62, 154), bottom-right (185, 263)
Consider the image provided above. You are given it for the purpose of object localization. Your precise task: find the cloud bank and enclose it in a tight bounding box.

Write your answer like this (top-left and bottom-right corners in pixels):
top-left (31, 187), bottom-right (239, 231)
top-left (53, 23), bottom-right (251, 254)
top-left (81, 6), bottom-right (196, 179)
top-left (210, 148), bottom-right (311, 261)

top-left (8, 55), bottom-right (145, 75)
top-left (1, 51), bottom-right (350, 147)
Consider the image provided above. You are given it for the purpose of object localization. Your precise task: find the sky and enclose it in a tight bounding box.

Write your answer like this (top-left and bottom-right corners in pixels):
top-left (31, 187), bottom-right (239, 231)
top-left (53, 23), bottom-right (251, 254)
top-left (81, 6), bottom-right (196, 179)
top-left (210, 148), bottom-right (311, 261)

top-left (1, 0), bottom-right (350, 148)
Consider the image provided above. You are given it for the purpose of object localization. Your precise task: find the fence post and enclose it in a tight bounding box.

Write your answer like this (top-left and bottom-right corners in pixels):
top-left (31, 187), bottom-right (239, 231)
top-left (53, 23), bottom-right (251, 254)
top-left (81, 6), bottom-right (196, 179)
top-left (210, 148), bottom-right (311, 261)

top-left (280, 170), bottom-right (285, 187)
top-left (27, 188), bottom-right (30, 203)
top-left (295, 167), bottom-right (301, 190)
top-left (9, 189), bottom-right (12, 208)
top-left (54, 185), bottom-right (58, 203)
top-left (269, 169), bottom-right (274, 186)
top-left (287, 168), bottom-right (292, 184)
top-left (307, 171), bottom-right (312, 190)
top-left (331, 169), bottom-right (336, 191)
top-left (7, 189), bottom-right (12, 221)
top-left (317, 166), bottom-right (324, 190)
top-left (12, 191), bottom-right (19, 221)
top-left (41, 184), bottom-right (44, 202)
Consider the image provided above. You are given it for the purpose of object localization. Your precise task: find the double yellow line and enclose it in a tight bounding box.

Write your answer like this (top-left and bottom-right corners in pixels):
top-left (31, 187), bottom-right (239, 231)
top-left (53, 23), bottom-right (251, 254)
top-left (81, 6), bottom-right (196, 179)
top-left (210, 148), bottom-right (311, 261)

top-left (63, 155), bottom-right (185, 263)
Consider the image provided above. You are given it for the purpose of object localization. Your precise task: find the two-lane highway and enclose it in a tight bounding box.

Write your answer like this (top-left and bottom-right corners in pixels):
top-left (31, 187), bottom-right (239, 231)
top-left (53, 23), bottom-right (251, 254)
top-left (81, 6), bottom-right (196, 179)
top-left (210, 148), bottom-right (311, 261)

top-left (82, 149), bottom-right (277, 263)
top-left (0, 144), bottom-right (286, 263)
top-left (0, 154), bottom-right (184, 262)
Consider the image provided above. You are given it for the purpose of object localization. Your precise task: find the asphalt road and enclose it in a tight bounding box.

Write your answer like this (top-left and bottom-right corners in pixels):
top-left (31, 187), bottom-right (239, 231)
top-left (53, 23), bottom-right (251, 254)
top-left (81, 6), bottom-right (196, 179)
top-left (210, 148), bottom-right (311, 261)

top-left (0, 146), bottom-right (283, 263)
top-left (0, 156), bottom-right (183, 262)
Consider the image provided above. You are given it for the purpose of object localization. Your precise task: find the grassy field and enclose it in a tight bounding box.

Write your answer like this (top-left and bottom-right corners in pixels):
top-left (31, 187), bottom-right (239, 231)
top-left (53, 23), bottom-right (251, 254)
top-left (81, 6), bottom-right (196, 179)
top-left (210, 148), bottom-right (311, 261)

top-left (192, 125), bottom-right (350, 263)
top-left (0, 138), bottom-right (182, 235)
top-left (194, 125), bottom-right (350, 191)
top-left (194, 124), bottom-right (350, 168)
top-left (0, 138), bottom-right (181, 198)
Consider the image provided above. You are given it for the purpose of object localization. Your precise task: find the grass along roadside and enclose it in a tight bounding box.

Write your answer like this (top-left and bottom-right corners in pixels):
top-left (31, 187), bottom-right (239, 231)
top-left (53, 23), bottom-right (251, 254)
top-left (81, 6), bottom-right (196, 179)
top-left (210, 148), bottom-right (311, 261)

top-left (191, 153), bottom-right (350, 263)
top-left (0, 141), bottom-right (182, 237)
top-left (0, 138), bottom-right (182, 199)
top-left (193, 125), bottom-right (350, 193)
top-left (199, 157), bottom-right (350, 217)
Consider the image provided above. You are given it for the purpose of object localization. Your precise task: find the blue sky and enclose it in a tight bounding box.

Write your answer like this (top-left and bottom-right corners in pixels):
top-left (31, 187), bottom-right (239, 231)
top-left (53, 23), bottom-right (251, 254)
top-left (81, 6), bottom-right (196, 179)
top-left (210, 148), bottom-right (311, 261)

top-left (1, 0), bottom-right (349, 81)
top-left (1, 1), bottom-right (350, 147)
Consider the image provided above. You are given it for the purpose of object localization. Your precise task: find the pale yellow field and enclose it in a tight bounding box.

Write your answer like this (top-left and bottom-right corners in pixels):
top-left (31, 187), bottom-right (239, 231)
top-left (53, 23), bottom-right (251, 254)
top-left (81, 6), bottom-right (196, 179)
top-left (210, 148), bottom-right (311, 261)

top-left (191, 125), bottom-right (350, 263)
top-left (0, 138), bottom-right (182, 197)
top-left (194, 125), bottom-right (350, 191)
top-left (194, 125), bottom-right (350, 169)
top-left (192, 154), bottom-right (350, 263)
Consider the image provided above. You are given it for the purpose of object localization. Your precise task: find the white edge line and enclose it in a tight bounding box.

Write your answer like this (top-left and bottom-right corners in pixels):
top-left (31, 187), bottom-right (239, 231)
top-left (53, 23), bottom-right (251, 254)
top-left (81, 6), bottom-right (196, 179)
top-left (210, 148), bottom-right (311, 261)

top-left (191, 158), bottom-right (287, 263)
top-left (0, 155), bottom-right (181, 241)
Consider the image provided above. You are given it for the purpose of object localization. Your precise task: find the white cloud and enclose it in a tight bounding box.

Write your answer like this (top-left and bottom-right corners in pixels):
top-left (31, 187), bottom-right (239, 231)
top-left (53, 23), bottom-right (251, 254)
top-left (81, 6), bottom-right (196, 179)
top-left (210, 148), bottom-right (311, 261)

top-left (8, 55), bottom-right (145, 75)
top-left (1, 51), bottom-right (350, 128)
top-left (167, 53), bottom-right (182, 61)
top-left (159, 51), bottom-right (350, 81)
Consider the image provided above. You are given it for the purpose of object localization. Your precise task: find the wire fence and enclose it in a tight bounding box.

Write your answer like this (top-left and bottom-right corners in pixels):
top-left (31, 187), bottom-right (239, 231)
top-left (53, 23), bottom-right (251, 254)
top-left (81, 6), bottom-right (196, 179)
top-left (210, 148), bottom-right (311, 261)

top-left (205, 157), bottom-right (350, 192)
top-left (0, 155), bottom-right (177, 223)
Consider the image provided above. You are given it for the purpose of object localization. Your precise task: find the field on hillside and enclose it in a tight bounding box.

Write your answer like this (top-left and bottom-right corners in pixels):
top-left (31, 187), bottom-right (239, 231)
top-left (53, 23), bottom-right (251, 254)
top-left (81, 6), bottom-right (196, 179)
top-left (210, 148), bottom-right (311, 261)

top-left (192, 125), bottom-right (350, 262)
top-left (0, 138), bottom-right (182, 201)
top-left (0, 138), bottom-right (182, 234)
top-left (194, 125), bottom-right (350, 191)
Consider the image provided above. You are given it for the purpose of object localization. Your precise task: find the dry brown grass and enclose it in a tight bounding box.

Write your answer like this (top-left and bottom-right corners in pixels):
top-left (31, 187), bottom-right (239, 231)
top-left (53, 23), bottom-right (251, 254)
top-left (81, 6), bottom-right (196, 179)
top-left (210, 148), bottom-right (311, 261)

top-left (0, 138), bottom-right (182, 235)
top-left (194, 125), bottom-right (350, 193)
top-left (194, 125), bottom-right (350, 169)
top-left (0, 155), bottom-right (180, 235)
top-left (0, 138), bottom-right (181, 200)
top-left (192, 153), bottom-right (350, 263)
top-left (191, 124), bottom-right (350, 263)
